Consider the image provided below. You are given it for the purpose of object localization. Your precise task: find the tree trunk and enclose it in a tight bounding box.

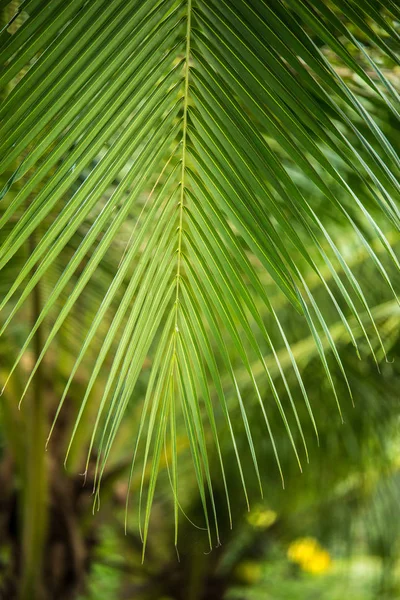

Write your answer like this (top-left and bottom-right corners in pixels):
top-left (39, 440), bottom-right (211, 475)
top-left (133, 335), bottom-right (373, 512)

top-left (0, 453), bottom-right (99, 600)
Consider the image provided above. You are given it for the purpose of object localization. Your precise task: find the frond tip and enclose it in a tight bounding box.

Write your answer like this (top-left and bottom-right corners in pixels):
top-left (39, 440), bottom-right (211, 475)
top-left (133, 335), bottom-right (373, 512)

top-left (0, 0), bottom-right (399, 549)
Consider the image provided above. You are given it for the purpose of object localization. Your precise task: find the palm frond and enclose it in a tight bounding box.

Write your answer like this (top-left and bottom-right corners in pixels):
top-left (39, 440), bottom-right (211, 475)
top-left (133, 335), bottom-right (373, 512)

top-left (0, 0), bottom-right (399, 547)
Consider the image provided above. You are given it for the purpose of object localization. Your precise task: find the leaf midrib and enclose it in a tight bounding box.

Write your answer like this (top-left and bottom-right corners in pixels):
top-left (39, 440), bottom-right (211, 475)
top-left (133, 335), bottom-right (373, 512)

top-left (174, 0), bottom-right (192, 338)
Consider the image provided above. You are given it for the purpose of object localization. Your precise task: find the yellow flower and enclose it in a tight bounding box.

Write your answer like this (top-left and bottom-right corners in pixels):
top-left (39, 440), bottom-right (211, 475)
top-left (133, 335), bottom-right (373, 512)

top-left (287, 537), bottom-right (319, 562)
top-left (247, 505), bottom-right (277, 529)
top-left (287, 537), bottom-right (331, 575)
top-left (303, 549), bottom-right (331, 574)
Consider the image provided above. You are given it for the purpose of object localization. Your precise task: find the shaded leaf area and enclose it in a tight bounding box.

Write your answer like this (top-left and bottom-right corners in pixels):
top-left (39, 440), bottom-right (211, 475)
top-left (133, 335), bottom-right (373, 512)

top-left (0, 0), bottom-right (399, 550)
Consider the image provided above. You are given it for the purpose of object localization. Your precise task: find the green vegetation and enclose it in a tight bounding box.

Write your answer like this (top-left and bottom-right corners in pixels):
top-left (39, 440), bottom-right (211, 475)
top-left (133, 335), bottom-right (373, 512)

top-left (0, 0), bottom-right (399, 598)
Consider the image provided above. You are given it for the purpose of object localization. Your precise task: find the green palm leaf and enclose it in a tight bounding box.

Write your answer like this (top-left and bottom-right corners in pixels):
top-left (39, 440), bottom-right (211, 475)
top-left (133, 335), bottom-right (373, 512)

top-left (1, 0), bottom-right (399, 549)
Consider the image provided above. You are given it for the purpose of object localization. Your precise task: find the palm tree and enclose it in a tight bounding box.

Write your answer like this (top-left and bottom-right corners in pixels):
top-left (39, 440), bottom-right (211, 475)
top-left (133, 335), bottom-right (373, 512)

top-left (0, 0), bottom-right (399, 598)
